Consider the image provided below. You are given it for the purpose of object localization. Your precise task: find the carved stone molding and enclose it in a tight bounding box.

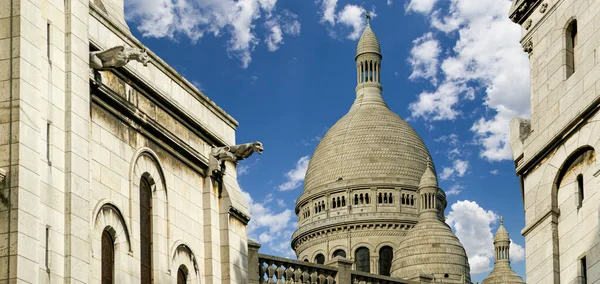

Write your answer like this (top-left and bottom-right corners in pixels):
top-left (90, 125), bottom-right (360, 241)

top-left (522, 40), bottom-right (533, 54)
top-left (540, 2), bottom-right (548, 13)
top-left (509, 0), bottom-right (542, 24)
top-left (524, 19), bottom-right (533, 30)
top-left (0, 168), bottom-right (5, 183)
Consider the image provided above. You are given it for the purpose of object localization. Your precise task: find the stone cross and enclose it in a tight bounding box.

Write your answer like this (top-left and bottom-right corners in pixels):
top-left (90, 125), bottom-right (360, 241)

top-left (366, 12), bottom-right (371, 25)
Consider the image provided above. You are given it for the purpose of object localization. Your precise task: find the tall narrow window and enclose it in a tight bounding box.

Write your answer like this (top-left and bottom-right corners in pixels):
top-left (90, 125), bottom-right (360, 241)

top-left (581, 256), bottom-right (587, 283)
top-left (46, 122), bottom-right (52, 166)
top-left (140, 178), bottom-right (153, 284)
top-left (102, 230), bottom-right (114, 284)
top-left (45, 226), bottom-right (50, 272)
top-left (177, 265), bottom-right (187, 284)
top-left (566, 20), bottom-right (578, 78)
top-left (577, 174), bottom-right (584, 208)
top-left (47, 23), bottom-right (52, 63)
top-left (314, 254), bottom-right (325, 264)
top-left (379, 246), bottom-right (393, 276)
top-left (355, 247), bottom-right (370, 273)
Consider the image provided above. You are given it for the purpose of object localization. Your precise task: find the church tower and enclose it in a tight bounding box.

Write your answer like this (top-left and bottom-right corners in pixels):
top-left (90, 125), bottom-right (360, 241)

top-left (508, 0), bottom-right (600, 283)
top-left (481, 218), bottom-right (525, 284)
top-left (292, 14), bottom-right (470, 280)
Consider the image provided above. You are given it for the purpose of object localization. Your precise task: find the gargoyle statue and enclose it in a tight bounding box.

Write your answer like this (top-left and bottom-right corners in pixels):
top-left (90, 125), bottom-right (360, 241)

top-left (90, 45), bottom-right (151, 70)
top-left (209, 142), bottom-right (263, 179)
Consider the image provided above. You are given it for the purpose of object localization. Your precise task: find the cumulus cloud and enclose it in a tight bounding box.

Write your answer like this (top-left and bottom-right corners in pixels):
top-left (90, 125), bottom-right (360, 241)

top-left (407, 0), bottom-right (530, 161)
top-left (446, 184), bottom-right (463, 196)
top-left (125, 0), bottom-right (300, 68)
top-left (406, 0), bottom-right (439, 15)
top-left (265, 10), bottom-right (301, 51)
top-left (315, 1), bottom-right (373, 40)
top-left (446, 201), bottom-right (525, 275)
top-left (439, 159), bottom-right (469, 180)
top-left (237, 164), bottom-right (250, 176)
top-left (279, 156), bottom-right (310, 191)
top-left (242, 190), bottom-right (296, 257)
top-left (408, 32), bottom-right (440, 84)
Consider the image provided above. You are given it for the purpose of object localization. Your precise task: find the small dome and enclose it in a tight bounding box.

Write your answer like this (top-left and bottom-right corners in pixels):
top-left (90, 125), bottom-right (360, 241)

top-left (391, 218), bottom-right (471, 282)
top-left (419, 158), bottom-right (438, 188)
top-left (494, 218), bottom-right (510, 242)
top-left (356, 24), bottom-right (381, 58)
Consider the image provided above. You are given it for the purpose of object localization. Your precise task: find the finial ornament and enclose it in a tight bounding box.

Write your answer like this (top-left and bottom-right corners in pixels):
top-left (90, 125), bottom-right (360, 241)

top-left (500, 216), bottom-right (504, 225)
top-left (426, 157), bottom-right (433, 169)
top-left (365, 12), bottom-right (371, 25)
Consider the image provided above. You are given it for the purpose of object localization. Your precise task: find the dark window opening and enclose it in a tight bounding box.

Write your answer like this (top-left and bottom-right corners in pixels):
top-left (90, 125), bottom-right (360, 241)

top-left (577, 174), bottom-right (584, 208)
top-left (333, 249), bottom-right (346, 259)
top-left (581, 256), bottom-right (587, 283)
top-left (379, 246), bottom-right (393, 276)
top-left (566, 20), bottom-right (578, 78)
top-left (140, 178), bottom-right (153, 284)
top-left (314, 254), bottom-right (325, 264)
top-left (355, 247), bottom-right (370, 273)
top-left (177, 265), bottom-right (187, 284)
top-left (102, 230), bottom-right (114, 284)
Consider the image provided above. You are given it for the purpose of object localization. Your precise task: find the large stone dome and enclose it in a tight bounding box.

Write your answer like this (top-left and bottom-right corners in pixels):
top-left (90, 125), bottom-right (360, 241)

top-left (303, 99), bottom-right (432, 194)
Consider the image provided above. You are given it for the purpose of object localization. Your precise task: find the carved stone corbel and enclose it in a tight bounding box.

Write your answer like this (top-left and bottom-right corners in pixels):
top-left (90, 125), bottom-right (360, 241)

top-left (522, 40), bottom-right (533, 54)
top-left (0, 168), bottom-right (5, 183)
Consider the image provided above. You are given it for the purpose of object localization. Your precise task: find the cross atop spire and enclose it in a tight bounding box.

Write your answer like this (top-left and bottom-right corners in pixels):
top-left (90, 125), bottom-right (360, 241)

top-left (366, 12), bottom-right (371, 26)
top-left (500, 216), bottom-right (504, 225)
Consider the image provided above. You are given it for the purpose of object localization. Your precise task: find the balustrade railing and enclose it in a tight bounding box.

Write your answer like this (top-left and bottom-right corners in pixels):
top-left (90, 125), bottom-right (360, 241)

top-left (248, 241), bottom-right (418, 284)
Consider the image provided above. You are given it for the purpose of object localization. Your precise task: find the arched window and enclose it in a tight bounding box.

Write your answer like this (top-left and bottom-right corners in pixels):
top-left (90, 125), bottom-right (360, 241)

top-left (365, 193), bottom-right (369, 204)
top-left (332, 198), bottom-right (336, 208)
top-left (337, 197), bottom-right (341, 207)
top-left (355, 194), bottom-right (359, 205)
top-left (333, 249), bottom-right (346, 258)
top-left (314, 254), bottom-right (325, 264)
top-left (379, 246), bottom-right (393, 276)
top-left (378, 193), bottom-right (382, 203)
top-left (577, 174), bottom-right (584, 208)
top-left (177, 265), bottom-right (188, 284)
top-left (303, 259), bottom-right (309, 262)
top-left (360, 194), bottom-right (364, 204)
top-left (140, 177), bottom-right (153, 284)
top-left (401, 194), bottom-right (405, 205)
top-left (355, 247), bottom-right (370, 272)
top-left (566, 20), bottom-right (578, 78)
top-left (383, 193), bottom-right (388, 203)
top-left (389, 193), bottom-right (393, 204)
top-left (342, 196), bottom-right (346, 207)
top-left (101, 230), bottom-right (114, 284)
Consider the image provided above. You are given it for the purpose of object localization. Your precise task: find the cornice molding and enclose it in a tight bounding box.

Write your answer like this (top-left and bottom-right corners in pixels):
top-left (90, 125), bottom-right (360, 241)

top-left (509, 0), bottom-right (543, 24)
top-left (229, 206), bottom-right (251, 225)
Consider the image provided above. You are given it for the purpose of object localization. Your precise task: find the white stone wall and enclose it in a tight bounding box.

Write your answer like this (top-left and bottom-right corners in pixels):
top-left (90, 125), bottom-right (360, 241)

top-left (512, 1), bottom-right (600, 283)
top-left (0, 0), bottom-right (250, 283)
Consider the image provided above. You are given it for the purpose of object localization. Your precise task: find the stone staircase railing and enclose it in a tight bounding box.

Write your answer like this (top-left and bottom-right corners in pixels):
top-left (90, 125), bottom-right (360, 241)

top-left (248, 241), bottom-right (418, 284)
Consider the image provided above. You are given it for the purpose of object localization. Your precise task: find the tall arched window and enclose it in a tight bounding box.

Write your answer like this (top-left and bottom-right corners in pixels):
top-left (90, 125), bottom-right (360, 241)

top-left (314, 254), bottom-right (325, 264)
top-left (333, 249), bottom-right (346, 258)
top-left (342, 196), bottom-right (346, 206)
top-left (177, 265), bottom-right (188, 284)
top-left (140, 178), bottom-right (153, 284)
top-left (101, 230), bottom-right (114, 284)
top-left (566, 20), bottom-right (578, 78)
top-left (379, 246), bottom-right (393, 276)
top-left (355, 247), bottom-right (370, 272)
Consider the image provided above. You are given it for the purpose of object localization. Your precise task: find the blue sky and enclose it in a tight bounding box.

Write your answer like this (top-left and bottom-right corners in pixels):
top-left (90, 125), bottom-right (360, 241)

top-left (123, 0), bottom-right (530, 282)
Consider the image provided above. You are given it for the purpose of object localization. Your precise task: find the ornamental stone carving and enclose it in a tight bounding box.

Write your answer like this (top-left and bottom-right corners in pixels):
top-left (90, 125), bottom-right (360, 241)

top-left (524, 19), bottom-right (532, 30)
top-left (0, 168), bottom-right (5, 183)
top-left (540, 3), bottom-right (548, 13)
top-left (209, 142), bottom-right (263, 179)
top-left (90, 45), bottom-right (151, 70)
top-left (522, 40), bottom-right (533, 54)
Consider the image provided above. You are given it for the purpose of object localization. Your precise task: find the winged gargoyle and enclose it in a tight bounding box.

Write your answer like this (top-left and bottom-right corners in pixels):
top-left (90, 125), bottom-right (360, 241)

top-left (209, 142), bottom-right (263, 180)
top-left (90, 45), bottom-right (151, 70)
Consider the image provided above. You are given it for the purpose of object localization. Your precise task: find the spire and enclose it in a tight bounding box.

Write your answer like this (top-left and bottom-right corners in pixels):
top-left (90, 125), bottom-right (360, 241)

top-left (354, 16), bottom-right (383, 102)
top-left (482, 217), bottom-right (525, 284)
top-left (419, 158), bottom-right (438, 188)
top-left (366, 11), bottom-right (371, 26)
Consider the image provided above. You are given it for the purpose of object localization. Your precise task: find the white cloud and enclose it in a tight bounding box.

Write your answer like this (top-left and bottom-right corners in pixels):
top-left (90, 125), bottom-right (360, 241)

top-left (316, 1), bottom-right (373, 40)
top-left (446, 200), bottom-right (497, 275)
top-left (490, 169), bottom-right (499, 175)
top-left (279, 156), bottom-right (310, 191)
top-left (238, 164), bottom-right (250, 176)
top-left (435, 134), bottom-right (459, 146)
top-left (439, 159), bottom-right (469, 180)
top-left (446, 201), bottom-right (525, 274)
top-left (337, 5), bottom-right (367, 40)
top-left (408, 32), bottom-right (440, 84)
top-left (387, 0), bottom-right (393, 6)
top-left (407, 0), bottom-right (530, 161)
top-left (241, 190), bottom-right (296, 257)
top-left (406, 0), bottom-right (439, 15)
top-left (125, 0), bottom-right (300, 68)
top-left (264, 10), bottom-right (301, 51)
top-left (446, 184), bottom-right (463, 195)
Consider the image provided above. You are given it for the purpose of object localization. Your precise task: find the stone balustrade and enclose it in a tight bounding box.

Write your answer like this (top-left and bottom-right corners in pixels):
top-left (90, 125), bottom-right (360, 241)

top-left (248, 241), bottom-right (419, 284)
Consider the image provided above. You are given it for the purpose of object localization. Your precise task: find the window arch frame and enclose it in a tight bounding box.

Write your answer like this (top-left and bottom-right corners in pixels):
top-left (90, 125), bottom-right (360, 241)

top-left (565, 19), bottom-right (578, 79)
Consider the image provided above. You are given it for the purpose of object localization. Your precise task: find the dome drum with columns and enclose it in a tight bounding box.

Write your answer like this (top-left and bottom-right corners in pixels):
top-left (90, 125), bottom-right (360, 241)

top-left (292, 14), bottom-right (471, 282)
